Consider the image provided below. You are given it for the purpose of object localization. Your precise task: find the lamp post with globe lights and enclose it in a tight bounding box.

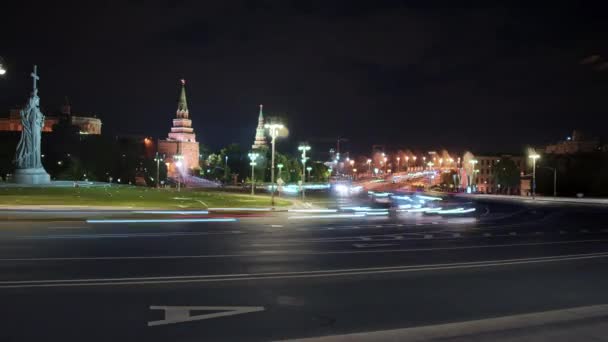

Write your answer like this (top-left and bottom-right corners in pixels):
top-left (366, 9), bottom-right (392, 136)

top-left (174, 154), bottom-right (184, 192)
top-left (248, 152), bottom-right (259, 195)
top-left (298, 144), bottom-right (311, 199)
top-left (469, 159), bottom-right (478, 192)
top-left (529, 153), bottom-right (540, 199)
top-left (153, 152), bottom-right (165, 188)
top-left (265, 123), bottom-right (284, 206)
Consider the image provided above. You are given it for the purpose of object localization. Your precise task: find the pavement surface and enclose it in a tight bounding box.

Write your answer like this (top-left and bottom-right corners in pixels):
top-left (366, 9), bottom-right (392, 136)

top-left (1, 194), bottom-right (608, 341)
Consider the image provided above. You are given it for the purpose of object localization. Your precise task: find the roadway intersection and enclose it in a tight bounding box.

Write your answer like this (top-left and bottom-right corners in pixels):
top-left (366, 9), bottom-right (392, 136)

top-left (1, 197), bottom-right (608, 341)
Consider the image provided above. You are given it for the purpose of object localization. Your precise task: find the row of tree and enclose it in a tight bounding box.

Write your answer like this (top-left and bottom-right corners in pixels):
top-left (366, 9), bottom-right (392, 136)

top-left (0, 118), bottom-right (329, 186)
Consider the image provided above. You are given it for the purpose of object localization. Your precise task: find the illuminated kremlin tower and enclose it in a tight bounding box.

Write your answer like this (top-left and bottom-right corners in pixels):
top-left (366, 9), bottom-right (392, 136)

top-left (251, 104), bottom-right (267, 149)
top-left (157, 79), bottom-right (200, 178)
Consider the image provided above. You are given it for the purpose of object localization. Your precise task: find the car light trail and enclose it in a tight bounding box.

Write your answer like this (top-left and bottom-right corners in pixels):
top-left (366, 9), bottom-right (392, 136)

top-left (86, 218), bottom-right (238, 224)
top-left (288, 209), bottom-right (338, 213)
top-left (288, 214), bottom-right (366, 219)
top-left (131, 210), bottom-right (209, 215)
top-left (207, 208), bottom-right (274, 211)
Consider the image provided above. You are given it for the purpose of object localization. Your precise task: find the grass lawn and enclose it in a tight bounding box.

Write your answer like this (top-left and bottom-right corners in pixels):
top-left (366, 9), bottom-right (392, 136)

top-left (0, 186), bottom-right (292, 209)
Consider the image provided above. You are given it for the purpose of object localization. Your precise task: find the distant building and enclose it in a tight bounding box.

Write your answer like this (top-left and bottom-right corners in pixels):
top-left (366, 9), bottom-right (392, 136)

top-left (157, 80), bottom-right (200, 178)
top-left (0, 98), bottom-right (102, 135)
top-left (251, 104), bottom-right (267, 149)
top-left (543, 130), bottom-right (599, 155)
top-left (473, 154), bottom-right (525, 194)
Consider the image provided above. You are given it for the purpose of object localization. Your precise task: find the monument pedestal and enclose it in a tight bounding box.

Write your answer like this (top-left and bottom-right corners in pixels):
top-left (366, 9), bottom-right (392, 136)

top-left (13, 168), bottom-right (51, 185)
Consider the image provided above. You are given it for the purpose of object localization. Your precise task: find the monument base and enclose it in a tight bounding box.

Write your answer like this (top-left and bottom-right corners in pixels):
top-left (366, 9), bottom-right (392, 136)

top-left (13, 168), bottom-right (51, 185)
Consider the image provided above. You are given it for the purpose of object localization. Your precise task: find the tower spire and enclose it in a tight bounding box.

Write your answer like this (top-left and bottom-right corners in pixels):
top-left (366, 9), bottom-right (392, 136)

top-left (258, 104), bottom-right (264, 120)
top-left (252, 104), bottom-right (268, 149)
top-left (177, 79), bottom-right (189, 118)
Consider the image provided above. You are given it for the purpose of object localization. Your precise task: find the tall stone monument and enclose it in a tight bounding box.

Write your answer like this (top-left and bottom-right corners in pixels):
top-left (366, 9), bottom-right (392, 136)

top-left (13, 65), bottom-right (51, 184)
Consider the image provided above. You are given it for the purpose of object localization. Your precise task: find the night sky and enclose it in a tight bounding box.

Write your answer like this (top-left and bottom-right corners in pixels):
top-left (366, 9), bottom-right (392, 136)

top-left (2, 1), bottom-right (608, 156)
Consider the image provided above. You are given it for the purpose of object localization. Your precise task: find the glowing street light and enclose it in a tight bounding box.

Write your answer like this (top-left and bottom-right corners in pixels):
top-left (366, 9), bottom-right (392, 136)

top-left (396, 156), bottom-right (400, 172)
top-left (306, 166), bottom-right (312, 181)
top-left (529, 153), bottom-right (540, 199)
top-left (367, 159), bottom-right (372, 174)
top-left (248, 152), bottom-right (259, 195)
top-left (265, 123), bottom-right (284, 206)
top-left (0, 57), bottom-right (6, 76)
top-left (277, 163), bottom-right (284, 176)
top-left (469, 159), bottom-right (478, 192)
top-left (153, 152), bottom-right (165, 188)
top-left (174, 154), bottom-right (184, 192)
top-left (298, 144), bottom-right (311, 199)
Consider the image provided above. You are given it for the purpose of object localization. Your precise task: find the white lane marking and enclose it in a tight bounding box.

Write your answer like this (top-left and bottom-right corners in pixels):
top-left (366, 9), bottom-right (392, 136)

top-left (15, 231), bottom-right (242, 240)
top-left (3, 239), bottom-right (608, 262)
top-left (352, 243), bottom-right (397, 248)
top-left (86, 218), bottom-right (237, 224)
top-left (4, 252), bottom-right (608, 289)
top-left (394, 236), bottom-right (404, 240)
top-left (359, 237), bottom-right (372, 241)
top-left (375, 225), bottom-right (382, 228)
top-left (148, 305), bottom-right (264, 326)
top-left (290, 304), bottom-right (608, 342)
top-left (483, 233), bottom-right (492, 237)
top-left (270, 225), bottom-right (283, 228)
top-left (47, 226), bottom-right (89, 230)
top-left (396, 224), bottom-right (404, 227)
top-left (432, 222), bottom-right (439, 225)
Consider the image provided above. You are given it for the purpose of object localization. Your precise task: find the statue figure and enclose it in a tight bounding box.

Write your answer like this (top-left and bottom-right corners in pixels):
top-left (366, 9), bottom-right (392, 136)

top-left (13, 65), bottom-right (50, 184)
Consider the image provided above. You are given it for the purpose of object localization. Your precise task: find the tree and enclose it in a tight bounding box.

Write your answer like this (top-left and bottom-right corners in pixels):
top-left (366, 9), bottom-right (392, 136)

top-left (310, 162), bottom-right (329, 182)
top-left (494, 158), bottom-right (520, 195)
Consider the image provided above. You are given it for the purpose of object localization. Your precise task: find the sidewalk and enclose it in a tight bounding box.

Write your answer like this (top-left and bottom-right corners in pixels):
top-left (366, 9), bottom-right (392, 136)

top-left (456, 193), bottom-right (608, 206)
top-left (291, 303), bottom-right (608, 342)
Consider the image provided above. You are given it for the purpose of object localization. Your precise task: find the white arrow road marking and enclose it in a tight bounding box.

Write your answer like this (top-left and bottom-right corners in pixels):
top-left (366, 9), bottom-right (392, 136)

top-left (148, 306), bottom-right (264, 326)
top-left (352, 243), bottom-right (397, 248)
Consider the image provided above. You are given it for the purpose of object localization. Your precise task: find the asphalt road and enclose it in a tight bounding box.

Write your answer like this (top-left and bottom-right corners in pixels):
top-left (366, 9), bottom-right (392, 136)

top-left (1, 197), bottom-right (608, 341)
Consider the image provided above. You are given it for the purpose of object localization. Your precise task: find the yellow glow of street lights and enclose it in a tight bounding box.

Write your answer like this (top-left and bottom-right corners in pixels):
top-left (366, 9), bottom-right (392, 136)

top-left (529, 153), bottom-right (540, 160)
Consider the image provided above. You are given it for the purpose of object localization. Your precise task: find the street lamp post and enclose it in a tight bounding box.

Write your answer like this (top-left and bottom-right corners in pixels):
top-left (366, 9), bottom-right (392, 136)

top-left (248, 152), bottom-right (259, 195)
top-left (529, 153), bottom-right (540, 199)
top-left (306, 166), bottom-right (312, 182)
top-left (154, 152), bottom-right (164, 188)
top-left (367, 159), bottom-right (372, 175)
top-left (174, 154), bottom-right (184, 192)
top-left (298, 144), bottom-right (311, 199)
top-left (224, 155), bottom-right (229, 183)
top-left (469, 159), bottom-right (478, 192)
top-left (265, 123), bottom-right (284, 206)
top-left (396, 157), bottom-right (400, 172)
